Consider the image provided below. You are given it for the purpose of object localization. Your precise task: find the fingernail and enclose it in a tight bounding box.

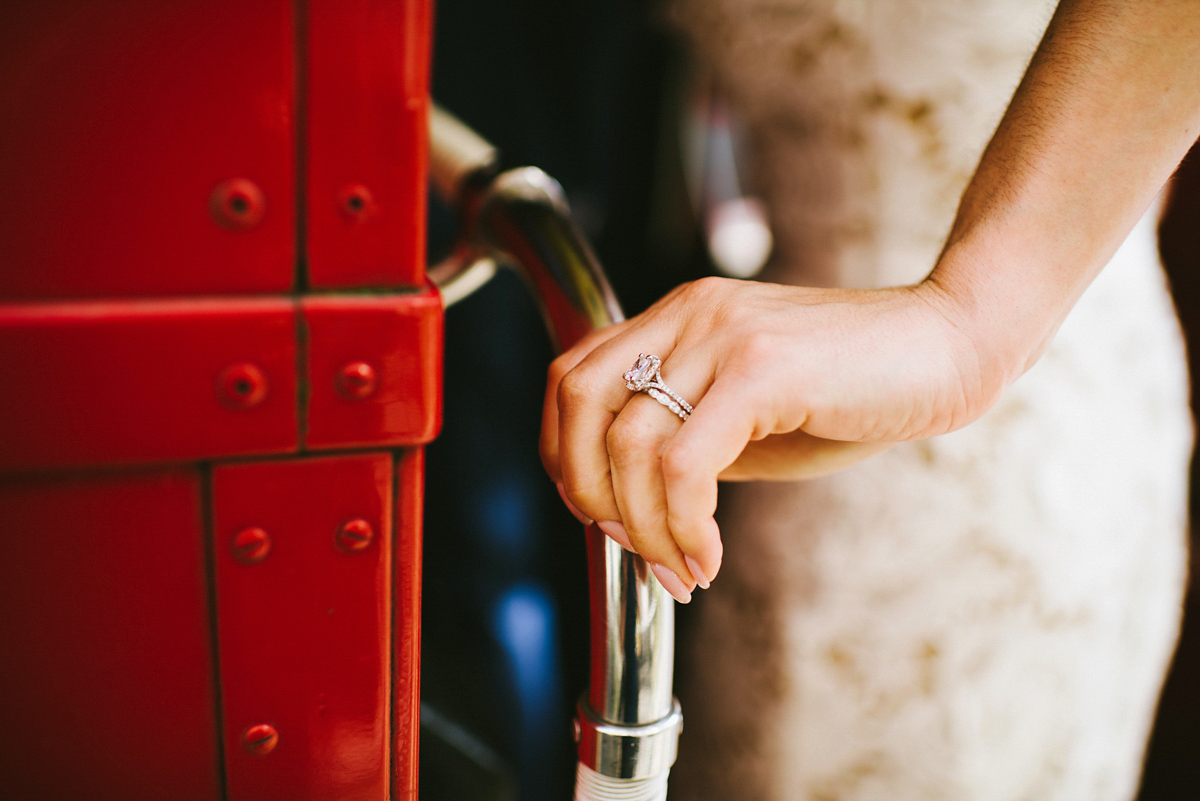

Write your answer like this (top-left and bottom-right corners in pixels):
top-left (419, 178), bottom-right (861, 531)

top-left (685, 555), bottom-right (711, 590)
top-left (650, 563), bottom-right (693, 604)
top-left (556, 482), bottom-right (593, 525)
top-left (597, 520), bottom-right (633, 551)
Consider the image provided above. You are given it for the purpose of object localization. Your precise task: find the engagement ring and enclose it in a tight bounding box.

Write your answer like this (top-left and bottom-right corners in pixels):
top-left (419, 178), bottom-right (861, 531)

top-left (623, 353), bottom-right (694, 421)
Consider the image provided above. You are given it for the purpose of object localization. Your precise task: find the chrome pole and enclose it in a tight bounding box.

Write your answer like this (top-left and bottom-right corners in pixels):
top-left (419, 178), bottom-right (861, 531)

top-left (429, 106), bottom-right (683, 800)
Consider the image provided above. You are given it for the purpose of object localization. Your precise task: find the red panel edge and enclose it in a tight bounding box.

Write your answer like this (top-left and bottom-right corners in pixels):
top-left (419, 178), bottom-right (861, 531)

top-left (0, 296), bottom-right (299, 472)
top-left (404, 0), bottom-right (431, 291)
top-left (304, 0), bottom-right (431, 290)
top-left (300, 281), bottom-right (443, 451)
top-left (391, 446), bottom-right (423, 799)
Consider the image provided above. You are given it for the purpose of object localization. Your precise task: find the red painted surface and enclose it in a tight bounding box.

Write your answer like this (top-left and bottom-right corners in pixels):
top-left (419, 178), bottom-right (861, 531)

top-left (0, 469), bottom-right (221, 800)
top-left (0, 298), bottom-right (297, 471)
top-left (212, 454), bottom-right (394, 801)
top-left (303, 288), bottom-right (443, 450)
top-left (306, 0), bottom-right (431, 289)
top-left (392, 447), bottom-right (425, 800)
top-left (0, 0), bottom-right (295, 299)
top-left (0, 1), bottom-right (436, 795)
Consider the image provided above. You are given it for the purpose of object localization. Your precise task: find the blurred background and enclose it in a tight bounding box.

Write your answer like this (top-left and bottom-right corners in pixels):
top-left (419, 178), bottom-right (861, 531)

top-left (420, 3), bottom-right (707, 798)
top-left (419, 1), bottom-right (1200, 800)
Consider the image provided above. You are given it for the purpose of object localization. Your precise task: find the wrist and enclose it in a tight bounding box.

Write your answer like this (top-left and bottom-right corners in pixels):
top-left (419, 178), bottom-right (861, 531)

top-left (915, 244), bottom-right (1056, 414)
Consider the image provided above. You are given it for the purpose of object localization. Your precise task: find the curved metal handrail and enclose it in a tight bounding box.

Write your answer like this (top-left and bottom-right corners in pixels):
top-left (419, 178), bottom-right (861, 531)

top-left (428, 105), bottom-right (683, 794)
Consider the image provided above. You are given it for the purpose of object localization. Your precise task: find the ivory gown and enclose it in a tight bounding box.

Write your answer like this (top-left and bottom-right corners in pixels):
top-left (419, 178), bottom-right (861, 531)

top-left (668, 2), bottom-right (1192, 799)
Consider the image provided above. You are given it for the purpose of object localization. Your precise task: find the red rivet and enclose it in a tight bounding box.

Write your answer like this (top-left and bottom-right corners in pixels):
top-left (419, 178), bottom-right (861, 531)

top-left (218, 362), bottom-right (268, 409)
top-left (231, 527), bottom-right (271, 564)
top-left (337, 183), bottom-right (376, 222)
top-left (336, 518), bottom-right (374, 552)
top-left (336, 361), bottom-right (378, 400)
top-left (241, 723), bottom-right (279, 756)
top-left (210, 178), bottom-right (266, 230)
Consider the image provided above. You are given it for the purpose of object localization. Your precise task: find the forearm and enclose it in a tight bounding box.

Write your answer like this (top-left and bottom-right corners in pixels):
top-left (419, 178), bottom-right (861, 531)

top-left (925, 0), bottom-right (1200, 395)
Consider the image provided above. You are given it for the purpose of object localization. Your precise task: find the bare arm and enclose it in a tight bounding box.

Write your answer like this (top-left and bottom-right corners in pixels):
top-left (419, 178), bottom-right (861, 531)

top-left (931, 0), bottom-right (1200, 386)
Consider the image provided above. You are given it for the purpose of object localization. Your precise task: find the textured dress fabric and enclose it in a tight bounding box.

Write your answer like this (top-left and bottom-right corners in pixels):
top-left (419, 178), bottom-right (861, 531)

top-left (668, 2), bottom-right (1192, 800)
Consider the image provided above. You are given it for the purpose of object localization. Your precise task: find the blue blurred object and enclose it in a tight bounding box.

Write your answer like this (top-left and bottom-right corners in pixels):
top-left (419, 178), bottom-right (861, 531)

top-left (493, 583), bottom-right (563, 794)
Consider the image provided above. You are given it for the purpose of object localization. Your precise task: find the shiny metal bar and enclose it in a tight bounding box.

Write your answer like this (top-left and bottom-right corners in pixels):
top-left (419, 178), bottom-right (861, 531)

top-left (585, 530), bottom-right (676, 727)
top-left (428, 106), bottom-right (683, 785)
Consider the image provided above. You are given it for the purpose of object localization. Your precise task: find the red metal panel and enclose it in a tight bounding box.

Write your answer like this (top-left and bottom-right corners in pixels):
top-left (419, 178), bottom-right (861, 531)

top-left (302, 288), bottom-right (443, 449)
top-left (306, 0), bottom-right (431, 289)
top-left (212, 453), bottom-right (393, 801)
top-left (0, 469), bottom-right (220, 800)
top-left (0, 0), bottom-right (295, 299)
top-left (391, 447), bottom-right (424, 800)
top-left (0, 298), bottom-right (297, 471)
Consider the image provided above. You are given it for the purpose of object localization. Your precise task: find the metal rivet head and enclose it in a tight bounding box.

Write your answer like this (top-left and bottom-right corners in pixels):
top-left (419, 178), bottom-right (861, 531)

top-left (242, 723), bottom-right (279, 756)
top-left (218, 362), bottom-right (268, 409)
top-left (336, 361), bottom-right (378, 400)
top-left (211, 178), bottom-right (266, 230)
top-left (231, 527), bottom-right (271, 564)
top-left (337, 183), bottom-right (375, 221)
top-left (336, 518), bottom-right (374, 552)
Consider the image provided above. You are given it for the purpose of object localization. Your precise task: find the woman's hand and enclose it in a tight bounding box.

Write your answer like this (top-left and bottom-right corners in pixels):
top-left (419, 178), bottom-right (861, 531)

top-left (540, 275), bottom-right (998, 601)
top-left (542, 0), bottom-right (1200, 601)
top-left (537, 0), bottom-right (1200, 604)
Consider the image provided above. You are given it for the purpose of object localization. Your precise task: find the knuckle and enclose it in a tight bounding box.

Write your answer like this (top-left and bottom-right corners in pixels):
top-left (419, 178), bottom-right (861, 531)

top-left (740, 330), bottom-right (778, 362)
top-left (562, 475), bottom-right (606, 511)
top-left (563, 483), bottom-right (589, 509)
top-left (675, 276), bottom-right (740, 333)
top-left (688, 275), bottom-right (730, 299)
top-left (557, 367), bottom-right (593, 408)
top-left (606, 416), bottom-right (650, 463)
top-left (660, 442), bottom-right (693, 482)
top-left (666, 508), bottom-right (701, 544)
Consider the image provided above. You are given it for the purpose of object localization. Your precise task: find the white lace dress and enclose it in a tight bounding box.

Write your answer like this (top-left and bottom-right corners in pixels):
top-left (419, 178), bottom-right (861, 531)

top-left (669, 2), bottom-right (1192, 799)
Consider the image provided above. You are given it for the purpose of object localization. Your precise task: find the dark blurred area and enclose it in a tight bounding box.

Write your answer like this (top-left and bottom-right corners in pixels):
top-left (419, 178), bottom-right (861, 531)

top-left (419, 2), bottom-right (708, 800)
top-left (419, 2), bottom-right (1200, 800)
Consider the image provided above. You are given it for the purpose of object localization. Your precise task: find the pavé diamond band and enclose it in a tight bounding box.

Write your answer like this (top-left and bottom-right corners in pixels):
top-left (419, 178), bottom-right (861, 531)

top-left (622, 353), bottom-right (694, 421)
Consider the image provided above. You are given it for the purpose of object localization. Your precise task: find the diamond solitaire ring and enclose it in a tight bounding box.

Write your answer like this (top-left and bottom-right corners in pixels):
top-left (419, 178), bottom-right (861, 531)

top-left (622, 353), bottom-right (694, 421)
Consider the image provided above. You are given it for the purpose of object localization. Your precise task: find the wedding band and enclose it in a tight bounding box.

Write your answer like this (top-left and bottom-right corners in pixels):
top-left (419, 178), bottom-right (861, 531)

top-left (623, 353), bottom-right (694, 421)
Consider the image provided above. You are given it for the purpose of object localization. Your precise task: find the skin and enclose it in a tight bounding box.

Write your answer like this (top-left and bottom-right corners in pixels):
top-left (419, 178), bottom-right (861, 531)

top-left (540, 0), bottom-right (1200, 600)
